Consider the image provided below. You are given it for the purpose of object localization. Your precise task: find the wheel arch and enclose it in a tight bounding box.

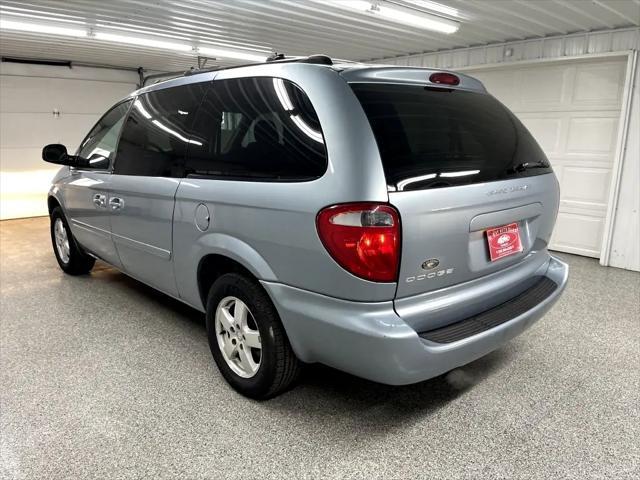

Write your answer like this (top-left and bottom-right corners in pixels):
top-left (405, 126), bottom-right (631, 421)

top-left (47, 195), bottom-right (62, 214)
top-left (195, 236), bottom-right (277, 309)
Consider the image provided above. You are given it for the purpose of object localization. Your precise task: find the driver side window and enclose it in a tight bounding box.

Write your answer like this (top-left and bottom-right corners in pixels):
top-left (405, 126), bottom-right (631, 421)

top-left (77, 100), bottom-right (132, 170)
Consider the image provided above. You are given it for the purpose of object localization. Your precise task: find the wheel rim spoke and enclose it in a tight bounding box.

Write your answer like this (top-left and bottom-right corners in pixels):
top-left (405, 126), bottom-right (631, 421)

top-left (234, 300), bottom-right (248, 327)
top-left (237, 346), bottom-right (256, 373)
top-left (217, 308), bottom-right (234, 331)
top-left (214, 296), bottom-right (262, 378)
top-left (222, 337), bottom-right (237, 359)
top-left (243, 330), bottom-right (261, 349)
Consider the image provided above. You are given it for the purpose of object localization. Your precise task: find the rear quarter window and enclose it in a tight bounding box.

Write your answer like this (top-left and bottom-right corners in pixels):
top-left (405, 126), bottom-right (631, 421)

top-left (350, 83), bottom-right (552, 191)
top-left (185, 77), bottom-right (327, 181)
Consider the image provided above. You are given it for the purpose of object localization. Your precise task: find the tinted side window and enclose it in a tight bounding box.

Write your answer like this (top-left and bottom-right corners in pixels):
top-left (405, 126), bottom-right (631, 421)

top-left (77, 100), bottom-right (132, 170)
top-left (114, 83), bottom-right (207, 177)
top-left (185, 77), bottom-right (327, 181)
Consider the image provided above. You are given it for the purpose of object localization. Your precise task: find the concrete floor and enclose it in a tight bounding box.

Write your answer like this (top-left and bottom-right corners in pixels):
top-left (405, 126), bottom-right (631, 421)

top-left (1, 216), bottom-right (638, 480)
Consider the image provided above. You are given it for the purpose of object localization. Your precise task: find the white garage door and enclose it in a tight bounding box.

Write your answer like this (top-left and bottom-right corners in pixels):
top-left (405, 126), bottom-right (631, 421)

top-left (0, 64), bottom-right (137, 220)
top-left (470, 58), bottom-right (627, 258)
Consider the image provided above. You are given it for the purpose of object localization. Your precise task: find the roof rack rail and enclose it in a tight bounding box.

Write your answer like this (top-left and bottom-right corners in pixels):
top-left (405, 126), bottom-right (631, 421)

top-left (266, 53), bottom-right (286, 62)
top-left (138, 54), bottom-right (343, 88)
top-left (181, 54), bottom-right (334, 78)
top-left (266, 53), bottom-right (333, 65)
top-left (182, 65), bottom-right (240, 76)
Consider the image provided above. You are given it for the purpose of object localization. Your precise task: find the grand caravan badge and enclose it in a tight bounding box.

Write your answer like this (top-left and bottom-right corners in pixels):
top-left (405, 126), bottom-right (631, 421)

top-left (487, 184), bottom-right (529, 196)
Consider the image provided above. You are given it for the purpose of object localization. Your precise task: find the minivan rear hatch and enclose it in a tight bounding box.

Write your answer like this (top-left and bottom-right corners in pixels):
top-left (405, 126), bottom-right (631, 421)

top-left (349, 81), bottom-right (558, 300)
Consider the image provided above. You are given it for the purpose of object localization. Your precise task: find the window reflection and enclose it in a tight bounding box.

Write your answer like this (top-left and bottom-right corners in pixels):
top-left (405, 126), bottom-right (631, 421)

top-left (151, 119), bottom-right (203, 146)
top-left (185, 77), bottom-right (327, 181)
top-left (77, 100), bottom-right (131, 170)
top-left (273, 78), bottom-right (323, 144)
top-left (115, 84), bottom-right (206, 177)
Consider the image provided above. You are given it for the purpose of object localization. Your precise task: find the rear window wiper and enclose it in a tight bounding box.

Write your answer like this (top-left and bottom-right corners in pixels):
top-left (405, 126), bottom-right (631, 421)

top-left (509, 161), bottom-right (550, 173)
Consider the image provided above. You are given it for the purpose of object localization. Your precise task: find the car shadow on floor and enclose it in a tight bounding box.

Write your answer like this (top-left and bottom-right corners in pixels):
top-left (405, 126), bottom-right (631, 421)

top-left (266, 348), bottom-right (512, 433)
top-left (89, 262), bottom-right (515, 429)
top-left (90, 262), bottom-right (207, 326)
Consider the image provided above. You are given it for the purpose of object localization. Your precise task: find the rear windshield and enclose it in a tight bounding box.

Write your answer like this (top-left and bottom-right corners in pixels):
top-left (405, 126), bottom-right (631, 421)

top-left (350, 83), bottom-right (552, 191)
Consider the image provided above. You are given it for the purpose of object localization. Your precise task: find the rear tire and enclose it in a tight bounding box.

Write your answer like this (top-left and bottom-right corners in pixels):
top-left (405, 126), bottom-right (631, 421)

top-left (50, 206), bottom-right (95, 275)
top-left (205, 273), bottom-right (301, 399)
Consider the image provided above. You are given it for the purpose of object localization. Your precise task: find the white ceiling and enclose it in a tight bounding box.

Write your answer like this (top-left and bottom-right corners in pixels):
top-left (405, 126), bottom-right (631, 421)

top-left (1, 0), bottom-right (639, 72)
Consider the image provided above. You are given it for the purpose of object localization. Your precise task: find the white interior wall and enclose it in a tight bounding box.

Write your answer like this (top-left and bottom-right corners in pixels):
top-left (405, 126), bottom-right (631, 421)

top-left (374, 28), bottom-right (640, 271)
top-left (0, 63), bottom-right (139, 220)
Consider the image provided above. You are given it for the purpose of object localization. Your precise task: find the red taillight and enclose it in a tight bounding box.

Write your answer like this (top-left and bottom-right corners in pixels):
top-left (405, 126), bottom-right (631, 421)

top-left (429, 72), bottom-right (460, 86)
top-left (316, 203), bottom-right (400, 283)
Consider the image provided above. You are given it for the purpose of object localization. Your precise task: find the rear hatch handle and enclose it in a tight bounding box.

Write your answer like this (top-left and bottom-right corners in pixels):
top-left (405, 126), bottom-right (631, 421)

top-left (469, 203), bottom-right (542, 232)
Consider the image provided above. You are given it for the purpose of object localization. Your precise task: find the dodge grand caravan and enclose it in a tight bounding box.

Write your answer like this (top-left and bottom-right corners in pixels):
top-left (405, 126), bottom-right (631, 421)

top-left (43, 55), bottom-right (568, 399)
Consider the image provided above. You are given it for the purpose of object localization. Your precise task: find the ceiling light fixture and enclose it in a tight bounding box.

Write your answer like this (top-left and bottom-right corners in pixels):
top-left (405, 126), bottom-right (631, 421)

top-left (0, 18), bottom-right (87, 37)
top-left (325, 0), bottom-right (459, 34)
top-left (94, 32), bottom-right (192, 52)
top-left (397, 0), bottom-right (461, 18)
top-left (0, 17), bottom-right (269, 63)
top-left (198, 46), bottom-right (268, 62)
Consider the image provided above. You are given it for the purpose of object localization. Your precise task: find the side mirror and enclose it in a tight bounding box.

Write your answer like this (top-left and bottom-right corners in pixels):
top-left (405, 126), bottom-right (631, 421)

top-left (42, 144), bottom-right (78, 166)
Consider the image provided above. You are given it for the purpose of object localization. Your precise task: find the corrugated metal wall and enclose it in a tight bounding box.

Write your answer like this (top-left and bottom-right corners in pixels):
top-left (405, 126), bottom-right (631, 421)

top-left (373, 27), bottom-right (639, 68)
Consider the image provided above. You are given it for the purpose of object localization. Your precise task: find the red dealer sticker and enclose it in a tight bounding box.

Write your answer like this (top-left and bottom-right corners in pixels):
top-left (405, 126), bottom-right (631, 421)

top-left (486, 222), bottom-right (523, 261)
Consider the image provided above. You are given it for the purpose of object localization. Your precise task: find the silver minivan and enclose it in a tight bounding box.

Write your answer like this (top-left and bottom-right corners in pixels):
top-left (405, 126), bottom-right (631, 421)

top-left (43, 55), bottom-right (568, 399)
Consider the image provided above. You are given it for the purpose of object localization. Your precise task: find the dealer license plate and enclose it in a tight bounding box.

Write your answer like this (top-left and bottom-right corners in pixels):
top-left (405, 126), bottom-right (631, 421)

top-left (486, 222), bottom-right (523, 261)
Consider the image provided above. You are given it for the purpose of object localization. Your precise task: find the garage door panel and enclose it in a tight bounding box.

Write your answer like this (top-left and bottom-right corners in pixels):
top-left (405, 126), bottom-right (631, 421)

top-left (0, 76), bottom-right (133, 114)
top-left (519, 67), bottom-right (569, 108)
top-left (0, 112), bottom-right (98, 151)
top-left (0, 147), bottom-right (45, 171)
top-left (560, 167), bottom-right (611, 207)
top-left (566, 116), bottom-right (618, 155)
top-left (518, 115), bottom-right (563, 153)
top-left (551, 212), bottom-right (604, 257)
top-left (0, 112), bottom-right (59, 147)
top-left (470, 70), bottom-right (518, 108)
top-left (572, 62), bottom-right (625, 107)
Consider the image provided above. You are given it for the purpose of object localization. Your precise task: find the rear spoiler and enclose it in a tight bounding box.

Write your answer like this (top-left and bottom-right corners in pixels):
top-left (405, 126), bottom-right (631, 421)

top-left (339, 67), bottom-right (487, 93)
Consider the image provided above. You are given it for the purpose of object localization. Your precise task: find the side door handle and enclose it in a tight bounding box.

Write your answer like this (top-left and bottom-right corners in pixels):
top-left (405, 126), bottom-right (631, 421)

top-left (92, 194), bottom-right (107, 208)
top-left (109, 197), bottom-right (125, 211)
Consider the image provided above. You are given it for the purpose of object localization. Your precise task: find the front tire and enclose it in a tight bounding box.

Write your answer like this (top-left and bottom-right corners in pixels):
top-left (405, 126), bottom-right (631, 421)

top-left (50, 206), bottom-right (95, 275)
top-left (205, 273), bottom-right (301, 399)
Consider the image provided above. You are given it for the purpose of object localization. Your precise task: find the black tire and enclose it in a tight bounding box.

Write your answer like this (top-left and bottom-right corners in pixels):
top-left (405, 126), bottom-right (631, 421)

top-left (205, 273), bottom-right (301, 399)
top-left (50, 206), bottom-right (95, 275)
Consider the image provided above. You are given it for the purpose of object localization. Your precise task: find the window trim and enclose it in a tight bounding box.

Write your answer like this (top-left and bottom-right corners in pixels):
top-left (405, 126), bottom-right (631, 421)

top-left (72, 98), bottom-right (134, 174)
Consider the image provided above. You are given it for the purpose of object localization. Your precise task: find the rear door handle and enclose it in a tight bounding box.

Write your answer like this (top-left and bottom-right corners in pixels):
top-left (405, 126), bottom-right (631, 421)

top-left (109, 197), bottom-right (125, 211)
top-left (92, 194), bottom-right (106, 208)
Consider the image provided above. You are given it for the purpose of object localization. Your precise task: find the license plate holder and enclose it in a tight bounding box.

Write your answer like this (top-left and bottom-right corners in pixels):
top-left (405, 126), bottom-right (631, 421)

top-left (486, 222), bottom-right (523, 261)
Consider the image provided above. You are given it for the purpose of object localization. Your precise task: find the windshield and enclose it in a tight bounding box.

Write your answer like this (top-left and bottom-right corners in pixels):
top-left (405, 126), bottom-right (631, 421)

top-left (350, 83), bottom-right (552, 191)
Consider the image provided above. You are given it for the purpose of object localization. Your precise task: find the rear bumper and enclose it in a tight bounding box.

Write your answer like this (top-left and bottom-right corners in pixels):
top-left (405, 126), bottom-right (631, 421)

top-left (261, 254), bottom-right (568, 385)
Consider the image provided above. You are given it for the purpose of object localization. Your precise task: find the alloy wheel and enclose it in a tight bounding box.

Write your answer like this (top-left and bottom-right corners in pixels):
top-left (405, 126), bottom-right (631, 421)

top-left (54, 218), bottom-right (70, 263)
top-left (214, 296), bottom-right (262, 378)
